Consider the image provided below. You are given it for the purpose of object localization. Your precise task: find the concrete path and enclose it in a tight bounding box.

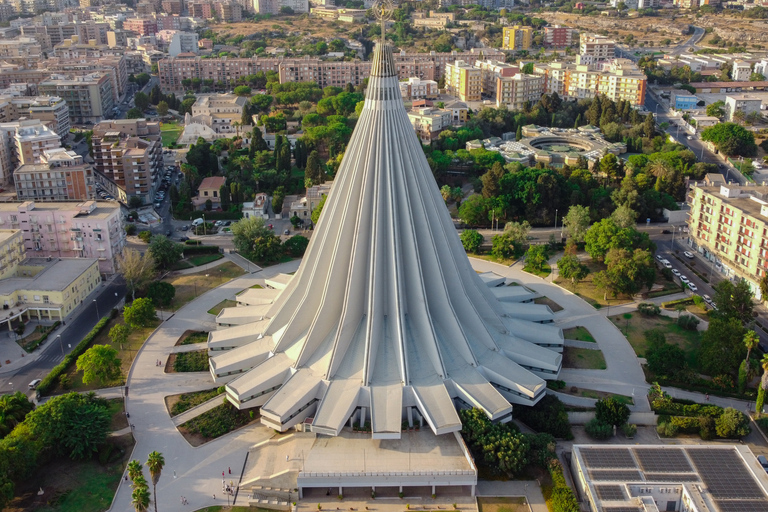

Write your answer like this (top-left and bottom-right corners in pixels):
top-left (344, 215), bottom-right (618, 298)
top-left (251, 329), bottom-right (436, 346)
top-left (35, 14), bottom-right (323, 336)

top-left (476, 481), bottom-right (547, 512)
top-left (226, 251), bottom-right (262, 273)
top-left (110, 258), bottom-right (300, 512)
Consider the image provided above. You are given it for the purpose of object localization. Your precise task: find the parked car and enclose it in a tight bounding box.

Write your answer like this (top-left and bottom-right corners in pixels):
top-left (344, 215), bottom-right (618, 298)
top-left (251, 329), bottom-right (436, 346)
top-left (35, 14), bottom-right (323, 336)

top-left (684, 251), bottom-right (694, 259)
top-left (672, 269), bottom-right (681, 276)
top-left (179, 236), bottom-right (189, 242)
top-left (702, 294), bottom-right (712, 304)
top-left (656, 254), bottom-right (664, 261)
top-left (283, 229), bottom-right (290, 235)
top-left (680, 276), bottom-right (690, 284)
top-left (661, 229), bottom-right (671, 234)
top-left (757, 455), bottom-right (768, 473)
top-left (28, 378), bottom-right (41, 389)
top-left (181, 225), bottom-right (189, 231)
top-left (688, 283), bottom-right (698, 292)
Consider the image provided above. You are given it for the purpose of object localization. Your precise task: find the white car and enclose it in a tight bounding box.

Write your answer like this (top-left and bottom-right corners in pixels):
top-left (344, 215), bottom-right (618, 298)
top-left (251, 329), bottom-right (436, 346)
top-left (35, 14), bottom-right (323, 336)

top-left (703, 294), bottom-right (712, 303)
top-left (28, 378), bottom-right (41, 389)
top-left (680, 276), bottom-right (690, 284)
top-left (663, 261), bottom-right (672, 269)
top-left (672, 269), bottom-right (681, 276)
top-left (656, 254), bottom-right (664, 261)
top-left (683, 251), bottom-right (694, 259)
top-left (688, 283), bottom-right (698, 292)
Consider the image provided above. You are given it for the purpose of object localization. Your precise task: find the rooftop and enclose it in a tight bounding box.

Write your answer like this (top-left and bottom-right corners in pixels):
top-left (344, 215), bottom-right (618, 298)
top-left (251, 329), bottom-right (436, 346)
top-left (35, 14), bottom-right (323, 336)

top-left (0, 200), bottom-right (119, 219)
top-left (199, 176), bottom-right (226, 190)
top-left (0, 257), bottom-right (97, 295)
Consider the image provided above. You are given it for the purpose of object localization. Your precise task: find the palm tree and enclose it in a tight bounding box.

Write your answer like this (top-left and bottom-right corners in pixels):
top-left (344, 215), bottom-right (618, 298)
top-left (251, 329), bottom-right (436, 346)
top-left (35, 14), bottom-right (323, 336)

top-left (757, 354), bottom-right (768, 416)
top-left (744, 330), bottom-right (760, 371)
top-left (127, 460), bottom-right (143, 484)
top-left (0, 391), bottom-right (33, 437)
top-left (131, 485), bottom-right (151, 512)
top-left (146, 451), bottom-right (165, 512)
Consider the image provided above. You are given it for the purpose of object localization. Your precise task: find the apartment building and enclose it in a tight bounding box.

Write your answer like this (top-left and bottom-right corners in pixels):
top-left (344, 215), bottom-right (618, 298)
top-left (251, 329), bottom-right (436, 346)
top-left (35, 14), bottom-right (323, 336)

top-left (157, 49), bottom-right (504, 93)
top-left (533, 59), bottom-right (647, 106)
top-left (20, 21), bottom-right (110, 50)
top-left (92, 120), bottom-right (162, 205)
top-left (15, 148), bottom-right (94, 202)
top-left (732, 59), bottom-right (752, 82)
top-left (496, 74), bottom-right (545, 110)
top-left (214, 1), bottom-right (243, 21)
top-left (123, 18), bottom-right (158, 36)
top-left (169, 31), bottom-right (198, 56)
top-left (0, 120), bottom-right (59, 186)
top-left (544, 25), bottom-right (577, 48)
top-left (162, 0), bottom-right (183, 13)
top-left (188, 93), bottom-right (249, 135)
top-left (502, 26), bottom-right (533, 51)
top-left (0, 38), bottom-right (43, 66)
top-left (399, 77), bottom-right (439, 100)
top-left (407, 107), bottom-right (452, 143)
top-left (475, 59), bottom-right (518, 98)
top-left (686, 183), bottom-right (768, 299)
top-left (0, 95), bottom-right (70, 139)
top-left (38, 73), bottom-right (115, 125)
top-left (44, 54), bottom-right (128, 103)
top-left (579, 34), bottom-right (615, 64)
top-left (0, 200), bottom-right (125, 274)
top-left (445, 60), bottom-right (481, 102)
top-left (725, 94), bottom-right (762, 121)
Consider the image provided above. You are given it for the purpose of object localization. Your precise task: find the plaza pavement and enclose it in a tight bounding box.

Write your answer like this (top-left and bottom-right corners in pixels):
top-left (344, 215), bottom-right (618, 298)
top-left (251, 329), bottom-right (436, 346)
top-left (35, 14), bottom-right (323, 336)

top-left (112, 255), bottom-right (760, 512)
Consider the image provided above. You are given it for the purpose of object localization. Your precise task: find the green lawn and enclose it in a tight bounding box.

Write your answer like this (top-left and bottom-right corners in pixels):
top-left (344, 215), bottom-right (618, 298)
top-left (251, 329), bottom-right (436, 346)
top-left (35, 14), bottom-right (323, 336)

top-left (177, 330), bottom-right (209, 345)
top-left (172, 350), bottom-right (209, 372)
top-left (562, 346), bottom-right (607, 370)
top-left (160, 122), bottom-right (183, 146)
top-left (166, 387), bottom-right (224, 416)
top-left (523, 263), bottom-right (551, 278)
top-left (208, 299), bottom-right (237, 315)
top-left (162, 262), bottom-right (246, 310)
top-left (563, 326), bottom-right (596, 343)
top-left (189, 253), bottom-right (223, 266)
top-left (610, 313), bottom-right (702, 363)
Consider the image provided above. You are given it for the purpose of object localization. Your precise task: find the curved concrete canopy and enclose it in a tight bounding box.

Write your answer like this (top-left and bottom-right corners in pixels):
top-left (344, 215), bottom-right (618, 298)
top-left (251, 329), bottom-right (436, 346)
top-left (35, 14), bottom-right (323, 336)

top-left (211, 41), bottom-right (563, 439)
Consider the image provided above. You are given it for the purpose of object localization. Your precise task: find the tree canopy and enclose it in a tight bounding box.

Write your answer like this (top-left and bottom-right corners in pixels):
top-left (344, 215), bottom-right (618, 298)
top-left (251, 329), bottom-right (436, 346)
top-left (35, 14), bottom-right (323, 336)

top-left (701, 122), bottom-right (757, 157)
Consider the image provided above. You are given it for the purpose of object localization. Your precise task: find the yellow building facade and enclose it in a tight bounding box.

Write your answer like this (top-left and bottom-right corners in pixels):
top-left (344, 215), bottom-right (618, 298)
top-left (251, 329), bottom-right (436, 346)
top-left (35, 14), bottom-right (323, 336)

top-left (502, 26), bottom-right (533, 50)
top-left (445, 60), bottom-right (481, 102)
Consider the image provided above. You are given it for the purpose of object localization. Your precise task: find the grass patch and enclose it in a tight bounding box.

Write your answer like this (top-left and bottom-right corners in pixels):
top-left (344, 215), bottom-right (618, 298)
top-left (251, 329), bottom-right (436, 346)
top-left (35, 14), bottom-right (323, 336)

top-left (553, 257), bottom-right (649, 307)
top-left (522, 263), bottom-right (551, 278)
top-left (160, 122), bottom-right (183, 146)
top-left (562, 346), bottom-right (606, 369)
top-left (4, 434), bottom-right (134, 512)
top-left (162, 262), bottom-right (246, 310)
top-left (49, 317), bottom-right (158, 394)
top-left (208, 299), bottom-right (237, 315)
top-left (165, 387), bottom-right (225, 417)
top-left (469, 254), bottom-right (518, 267)
top-left (179, 401), bottom-right (257, 446)
top-left (176, 330), bottom-right (209, 345)
top-left (250, 284), bottom-right (263, 289)
top-left (610, 313), bottom-right (702, 363)
top-left (170, 260), bottom-right (194, 270)
top-left (559, 387), bottom-right (634, 405)
top-left (17, 322), bottom-right (61, 352)
top-left (563, 326), bottom-right (596, 343)
top-left (189, 253), bottom-right (223, 266)
top-left (477, 497), bottom-right (529, 512)
top-left (171, 350), bottom-right (208, 372)
top-left (533, 296), bottom-right (563, 312)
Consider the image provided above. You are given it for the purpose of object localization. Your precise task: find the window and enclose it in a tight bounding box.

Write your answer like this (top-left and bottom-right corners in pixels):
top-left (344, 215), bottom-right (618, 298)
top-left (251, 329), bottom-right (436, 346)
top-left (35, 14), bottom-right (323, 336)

top-left (204, 190), bottom-right (208, 196)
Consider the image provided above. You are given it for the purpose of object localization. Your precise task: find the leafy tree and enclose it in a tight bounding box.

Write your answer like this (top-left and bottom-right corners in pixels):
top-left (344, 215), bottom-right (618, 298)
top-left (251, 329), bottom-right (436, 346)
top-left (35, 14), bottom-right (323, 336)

top-left (715, 407), bottom-right (750, 438)
top-left (123, 298), bottom-right (157, 328)
top-left (610, 204), bottom-right (638, 228)
top-left (186, 138), bottom-right (218, 176)
top-left (557, 254), bottom-right (589, 290)
top-left (712, 279), bottom-right (755, 325)
top-left (480, 162), bottom-right (505, 198)
top-left (117, 249), bottom-right (156, 301)
top-left (595, 397), bottom-right (630, 427)
top-left (311, 194), bottom-right (327, 225)
top-left (601, 247), bottom-right (655, 296)
top-left (706, 100), bottom-right (726, 118)
top-left (134, 92), bottom-right (150, 111)
top-left (458, 194), bottom-right (489, 226)
top-left (584, 218), bottom-right (653, 261)
top-left (283, 235), bottom-right (309, 257)
top-left (701, 122), bottom-right (757, 157)
top-left (234, 85), bottom-right (252, 96)
top-left (125, 107), bottom-right (143, 119)
top-left (250, 127), bottom-right (268, 153)
top-left (525, 245), bottom-right (549, 272)
top-left (599, 153), bottom-right (619, 181)
top-left (156, 101), bottom-right (169, 116)
top-left (76, 345), bottom-right (121, 385)
top-left (645, 329), bottom-right (685, 376)
top-left (146, 451), bottom-right (165, 512)
top-left (501, 221), bottom-right (531, 257)
top-left (252, 232), bottom-right (283, 263)
top-left (147, 281), bottom-right (176, 308)
top-left (232, 216), bottom-right (272, 259)
top-left (757, 353), bottom-right (768, 415)
top-left (562, 205), bottom-right (590, 242)
top-left (180, 97), bottom-right (196, 115)
top-left (148, 235), bottom-right (183, 270)
top-left (108, 323), bottom-right (131, 349)
top-left (512, 395), bottom-right (573, 439)
top-left (460, 229), bottom-right (484, 254)
top-left (491, 232), bottom-right (515, 259)
top-left (585, 418), bottom-right (613, 439)
top-left (305, 150), bottom-right (323, 187)
top-left (0, 392), bottom-right (33, 438)
top-left (700, 317), bottom-right (747, 376)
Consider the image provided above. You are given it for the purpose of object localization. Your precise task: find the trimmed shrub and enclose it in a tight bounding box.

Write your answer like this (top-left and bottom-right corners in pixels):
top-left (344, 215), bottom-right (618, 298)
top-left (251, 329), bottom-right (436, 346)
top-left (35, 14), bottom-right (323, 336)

top-left (621, 423), bottom-right (637, 438)
top-left (584, 418), bottom-right (613, 440)
top-left (715, 407), bottom-right (750, 438)
top-left (656, 422), bottom-right (679, 437)
top-left (677, 314), bottom-right (700, 331)
top-left (595, 397), bottom-right (630, 426)
top-left (637, 302), bottom-right (661, 316)
top-left (547, 459), bottom-right (579, 512)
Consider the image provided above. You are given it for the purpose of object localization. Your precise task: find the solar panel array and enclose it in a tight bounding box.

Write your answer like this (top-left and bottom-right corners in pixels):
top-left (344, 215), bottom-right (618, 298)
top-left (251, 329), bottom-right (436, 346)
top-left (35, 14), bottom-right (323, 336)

top-left (716, 500), bottom-right (768, 512)
top-left (634, 448), bottom-right (693, 473)
top-left (602, 508), bottom-right (641, 512)
top-left (595, 485), bottom-right (626, 501)
top-left (644, 473), bottom-right (700, 482)
top-left (590, 470), bottom-right (643, 482)
top-left (687, 449), bottom-right (766, 499)
top-left (581, 448), bottom-right (636, 469)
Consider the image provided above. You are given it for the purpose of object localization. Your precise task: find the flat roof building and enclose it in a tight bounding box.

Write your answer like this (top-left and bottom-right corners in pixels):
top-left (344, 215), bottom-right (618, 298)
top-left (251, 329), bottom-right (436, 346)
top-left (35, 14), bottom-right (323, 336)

top-left (38, 73), bottom-right (115, 125)
top-left (15, 148), bottom-right (94, 202)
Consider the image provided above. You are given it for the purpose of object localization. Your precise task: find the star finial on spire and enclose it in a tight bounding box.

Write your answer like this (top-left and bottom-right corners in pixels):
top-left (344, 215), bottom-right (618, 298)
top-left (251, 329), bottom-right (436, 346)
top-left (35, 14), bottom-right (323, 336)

top-left (373, 0), bottom-right (394, 44)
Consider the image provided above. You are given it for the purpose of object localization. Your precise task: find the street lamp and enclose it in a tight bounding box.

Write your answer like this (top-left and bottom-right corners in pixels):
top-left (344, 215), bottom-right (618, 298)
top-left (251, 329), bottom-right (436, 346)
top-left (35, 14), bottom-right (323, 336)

top-left (93, 299), bottom-right (99, 320)
top-left (57, 334), bottom-right (62, 356)
top-left (554, 209), bottom-right (558, 236)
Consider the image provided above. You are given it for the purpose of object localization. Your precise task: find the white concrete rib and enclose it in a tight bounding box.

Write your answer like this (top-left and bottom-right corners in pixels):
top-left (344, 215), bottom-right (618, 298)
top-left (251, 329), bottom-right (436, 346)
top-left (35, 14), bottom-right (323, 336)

top-left (208, 41), bottom-right (563, 437)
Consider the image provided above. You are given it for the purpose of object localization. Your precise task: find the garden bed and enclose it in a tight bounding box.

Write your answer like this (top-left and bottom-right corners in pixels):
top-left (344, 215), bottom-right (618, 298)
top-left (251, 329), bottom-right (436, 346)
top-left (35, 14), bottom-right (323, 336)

top-left (522, 263), bottom-right (551, 278)
top-left (167, 350), bottom-right (209, 373)
top-left (162, 262), bottom-right (245, 310)
top-left (178, 401), bottom-right (259, 446)
top-left (17, 321), bottom-right (61, 352)
top-left (175, 329), bottom-right (209, 346)
top-left (562, 346), bottom-right (606, 370)
top-left (563, 326), bottom-right (595, 343)
top-left (165, 387), bottom-right (225, 417)
top-left (477, 497), bottom-right (529, 512)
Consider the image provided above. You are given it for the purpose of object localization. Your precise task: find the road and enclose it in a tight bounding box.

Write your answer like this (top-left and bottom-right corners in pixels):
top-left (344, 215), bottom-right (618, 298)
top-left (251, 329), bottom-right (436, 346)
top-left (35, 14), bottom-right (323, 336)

top-left (0, 278), bottom-right (127, 397)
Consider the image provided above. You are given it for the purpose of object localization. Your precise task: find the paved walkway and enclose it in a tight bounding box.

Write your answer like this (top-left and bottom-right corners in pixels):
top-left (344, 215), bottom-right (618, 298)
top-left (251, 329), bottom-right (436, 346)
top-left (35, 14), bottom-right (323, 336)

top-left (111, 258), bottom-right (300, 512)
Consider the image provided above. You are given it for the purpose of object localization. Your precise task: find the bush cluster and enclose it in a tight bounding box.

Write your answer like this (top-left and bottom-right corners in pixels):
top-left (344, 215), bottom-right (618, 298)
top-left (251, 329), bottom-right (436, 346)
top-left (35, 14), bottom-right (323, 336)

top-left (585, 418), bottom-right (613, 439)
top-left (513, 395), bottom-right (574, 439)
top-left (181, 400), bottom-right (253, 439)
top-left (36, 309), bottom-right (118, 395)
top-left (637, 302), bottom-right (660, 316)
top-left (181, 245), bottom-right (219, 255)
top-left (173, 350), bottom-right (209, 372)
top-left (546, 459), bottom-right (579, 512)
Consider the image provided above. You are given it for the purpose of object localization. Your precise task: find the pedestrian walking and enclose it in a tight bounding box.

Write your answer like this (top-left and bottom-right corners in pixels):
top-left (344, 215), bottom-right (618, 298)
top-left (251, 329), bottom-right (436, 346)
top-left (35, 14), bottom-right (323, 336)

top-left (180, 496), bottom-right (184, 505)
top-left (213, 494), bottom-right (216, 500)
top-left (228, 467), bottom-right (231, 474)
top-left (705, 394), bottom-right (709, 401)
top-left (222, 471), bottom-right (225, 478)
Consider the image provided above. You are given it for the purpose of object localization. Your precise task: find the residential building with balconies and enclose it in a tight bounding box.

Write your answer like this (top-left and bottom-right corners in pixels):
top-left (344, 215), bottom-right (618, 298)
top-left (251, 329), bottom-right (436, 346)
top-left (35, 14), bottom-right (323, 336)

top-left (496, 74), bottom-right (545, 110)
top-left (38, 73), bottom-right (115, 125)
top-left (502, 26), bottom-right (532, 50)
top-left (445, 60), bottom-right (481, 102)
top-left (399, 77), bottom-right (439, 100)
top-left (14, 148), bottom-right (94, 202)
top-left (725, 94), bottom-right (762, 122)
top-left (407, 107), bottom-right (452, 143)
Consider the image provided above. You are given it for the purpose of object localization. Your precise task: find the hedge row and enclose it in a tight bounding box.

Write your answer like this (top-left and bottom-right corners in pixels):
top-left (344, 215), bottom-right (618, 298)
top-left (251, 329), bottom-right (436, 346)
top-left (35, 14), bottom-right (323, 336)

top-left (652, 401), bottom-right (723, 418)
top-left (661, 297), bottom-right (695, 309)
top-left (181, 245), bottom-right (220, 255)
top-left (547, 459), bottom-right (579, 512)
top-left (37, 309), bottom-right (118, 396)
top-left (174, 211), bottom-right (242, 221)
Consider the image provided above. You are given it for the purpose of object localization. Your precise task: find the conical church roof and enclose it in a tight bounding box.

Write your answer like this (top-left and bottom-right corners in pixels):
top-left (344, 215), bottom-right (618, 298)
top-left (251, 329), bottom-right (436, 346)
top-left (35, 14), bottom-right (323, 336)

top-left (211, 41), bottom-right (563, 439)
